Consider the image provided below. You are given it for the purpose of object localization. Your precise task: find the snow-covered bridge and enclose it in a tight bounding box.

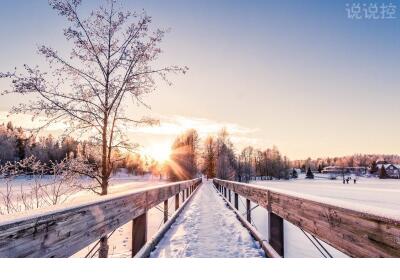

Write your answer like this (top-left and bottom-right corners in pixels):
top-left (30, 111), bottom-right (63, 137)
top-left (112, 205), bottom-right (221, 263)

top-left (0, 178), bottom-right (399, 258)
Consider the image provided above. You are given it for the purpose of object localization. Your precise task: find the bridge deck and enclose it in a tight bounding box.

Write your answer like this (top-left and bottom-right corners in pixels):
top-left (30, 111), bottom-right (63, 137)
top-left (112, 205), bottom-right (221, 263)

top-left (150, 181), bottom-right (264, 258)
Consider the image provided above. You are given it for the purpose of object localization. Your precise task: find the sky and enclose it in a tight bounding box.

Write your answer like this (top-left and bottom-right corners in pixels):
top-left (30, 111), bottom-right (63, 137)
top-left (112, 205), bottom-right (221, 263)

top-left (0, 0), bottom-right (399, 160)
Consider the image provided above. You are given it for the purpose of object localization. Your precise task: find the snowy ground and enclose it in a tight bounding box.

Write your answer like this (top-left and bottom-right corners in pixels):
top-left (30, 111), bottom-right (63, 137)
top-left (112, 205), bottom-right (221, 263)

top-left (249, 174), bottom-right (400, 258)
top-left (150, 181), bottom-right (264, 258)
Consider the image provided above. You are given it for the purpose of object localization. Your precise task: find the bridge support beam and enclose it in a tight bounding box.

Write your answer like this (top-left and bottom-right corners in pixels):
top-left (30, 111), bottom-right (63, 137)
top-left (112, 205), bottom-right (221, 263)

top-left (268, 212), bottom-right (284, 257)
top-left (175, 193), bottom-right (179, 211)
top-left (234, 193), bottom-right (239, 210)
top-left (246, 199), bottom-right (251, 223)
top-left (164, 200), bottom-right (168, 223)
top-left (131, 212), bottom-right (147, 257)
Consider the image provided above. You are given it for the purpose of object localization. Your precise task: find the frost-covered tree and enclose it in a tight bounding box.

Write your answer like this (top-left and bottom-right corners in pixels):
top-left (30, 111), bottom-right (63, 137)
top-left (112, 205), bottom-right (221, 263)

top-left (0, 0), bottom-right (187, 257)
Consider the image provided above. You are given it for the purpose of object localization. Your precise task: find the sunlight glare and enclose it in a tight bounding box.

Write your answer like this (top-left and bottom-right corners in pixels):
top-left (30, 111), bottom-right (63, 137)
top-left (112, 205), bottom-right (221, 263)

top-left (142, 142), bottom-right (172, 163)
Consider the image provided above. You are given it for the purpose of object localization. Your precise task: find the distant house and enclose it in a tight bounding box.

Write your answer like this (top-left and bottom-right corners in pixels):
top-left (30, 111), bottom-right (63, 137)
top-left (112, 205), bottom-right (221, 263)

top-left (322, 166), bottom-right (367, 175)
top-left (376, 164), bottom-right (400, 178)
top-left (376, 160), bottom-right (389, 165)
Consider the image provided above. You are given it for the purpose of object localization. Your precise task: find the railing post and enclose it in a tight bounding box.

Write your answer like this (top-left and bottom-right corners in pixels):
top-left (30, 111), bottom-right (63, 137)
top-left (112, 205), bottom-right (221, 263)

top-left (224, 187), bottom-right (227, 198)
top-left (175, 193), bottom-right (179, 211)
top-left (164, 200), bottom-right (168, 223)
top-left (131, 212), bottom-right (147, 257)
top-left (246, 199), bottom-right (251, 222)
top-left (268, 212), bottom-right (284, 257)
top-left (228, 189), bottom-right (231, 202)
top-left (234, 192), bottom-right (239, 210)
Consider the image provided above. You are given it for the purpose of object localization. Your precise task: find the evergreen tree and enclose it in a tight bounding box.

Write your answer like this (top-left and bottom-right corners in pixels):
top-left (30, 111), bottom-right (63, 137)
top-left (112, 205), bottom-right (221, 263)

top-left (305, 167), bottom-right (314, 179)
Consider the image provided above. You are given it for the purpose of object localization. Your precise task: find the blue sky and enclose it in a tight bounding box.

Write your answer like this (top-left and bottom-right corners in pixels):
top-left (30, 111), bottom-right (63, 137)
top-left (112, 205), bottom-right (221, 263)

top-left (0, 0), bottom-right (399, 159)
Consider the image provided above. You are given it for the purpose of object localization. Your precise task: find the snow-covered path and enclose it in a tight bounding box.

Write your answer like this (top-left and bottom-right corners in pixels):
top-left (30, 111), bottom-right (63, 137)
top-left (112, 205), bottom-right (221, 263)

top-left (151, 181), bottom-right (264, 258)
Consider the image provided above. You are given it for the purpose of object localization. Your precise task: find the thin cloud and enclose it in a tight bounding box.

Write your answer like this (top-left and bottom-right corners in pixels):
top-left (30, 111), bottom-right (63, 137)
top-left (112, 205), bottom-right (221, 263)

top-left (129, 114), bottom-right (259, 137)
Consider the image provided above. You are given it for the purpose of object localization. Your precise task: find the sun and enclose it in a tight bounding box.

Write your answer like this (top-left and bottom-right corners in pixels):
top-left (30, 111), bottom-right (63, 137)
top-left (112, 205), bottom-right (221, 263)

top-left (143, 142), bottom-right (172, 163)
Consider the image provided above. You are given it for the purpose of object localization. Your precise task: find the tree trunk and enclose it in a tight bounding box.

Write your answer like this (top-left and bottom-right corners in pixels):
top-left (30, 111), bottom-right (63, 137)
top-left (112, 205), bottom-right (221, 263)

top-left (101, 114), bottom-right (108, 196)
top-left (99, 114), bottom-right (109, 258)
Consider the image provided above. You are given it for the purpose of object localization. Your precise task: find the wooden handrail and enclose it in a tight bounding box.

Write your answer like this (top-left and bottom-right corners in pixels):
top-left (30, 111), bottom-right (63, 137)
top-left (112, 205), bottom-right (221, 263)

top-left (213, 178), bottom-right (400, 258)
top-left (0, 178), bottom-right (202, 258)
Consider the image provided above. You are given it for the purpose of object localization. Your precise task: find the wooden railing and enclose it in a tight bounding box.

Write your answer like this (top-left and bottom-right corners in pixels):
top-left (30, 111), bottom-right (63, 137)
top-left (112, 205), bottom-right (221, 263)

top-left (213, 178), bottom-right (400, 258)
top-left (0, 178), bottom-right (202, 258)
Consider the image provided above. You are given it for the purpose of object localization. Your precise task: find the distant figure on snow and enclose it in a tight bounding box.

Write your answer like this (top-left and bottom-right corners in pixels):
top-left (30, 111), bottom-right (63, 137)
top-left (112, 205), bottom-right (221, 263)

top-left (354, 179), bottom-right (357, 184)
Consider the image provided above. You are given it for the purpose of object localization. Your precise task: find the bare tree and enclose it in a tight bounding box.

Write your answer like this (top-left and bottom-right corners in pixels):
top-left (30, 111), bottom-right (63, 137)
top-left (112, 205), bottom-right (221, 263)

top-left (0, 0), bottom-right (187, 257)
top-left (215, 128), bottom-right (236, 180)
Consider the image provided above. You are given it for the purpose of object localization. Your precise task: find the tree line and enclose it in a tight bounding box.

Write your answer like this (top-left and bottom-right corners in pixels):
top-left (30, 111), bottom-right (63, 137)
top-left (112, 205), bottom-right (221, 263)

top-left (0, 121), bottom-right (149, 175)
top-left (166, 128), bottom-right (290, 182)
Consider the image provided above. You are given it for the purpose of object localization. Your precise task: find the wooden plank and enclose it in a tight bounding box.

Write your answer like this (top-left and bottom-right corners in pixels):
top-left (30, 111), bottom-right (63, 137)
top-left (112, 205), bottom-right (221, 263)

top-left (234, 193), bottom-right (239, 210)
top-left (0, 178), bottom-right (201, 258)
top-left (0, 191), bottom-right (147, 258)
top-left (214, 178), bottom-right (400, 258)
top-left (268, 212), bottom-right (284, 257)
top-left (132, 212), bottom-right (147, 257)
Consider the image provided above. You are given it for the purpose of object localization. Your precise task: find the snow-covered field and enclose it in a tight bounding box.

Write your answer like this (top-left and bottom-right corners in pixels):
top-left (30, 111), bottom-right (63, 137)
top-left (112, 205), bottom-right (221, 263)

top-left (249, 174), bottom-right (400, 258)
top-left (151, 181), bottom-right (264, 258)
